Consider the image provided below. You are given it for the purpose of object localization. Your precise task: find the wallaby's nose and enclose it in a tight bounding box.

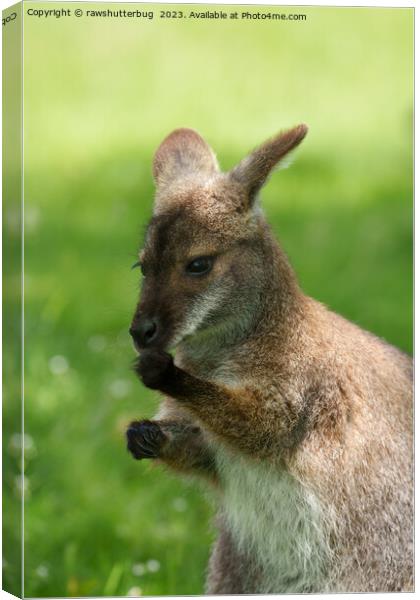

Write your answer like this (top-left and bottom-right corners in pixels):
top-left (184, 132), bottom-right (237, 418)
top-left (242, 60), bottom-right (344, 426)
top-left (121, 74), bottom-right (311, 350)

top-left (130, 317), bottom-right (158, 348)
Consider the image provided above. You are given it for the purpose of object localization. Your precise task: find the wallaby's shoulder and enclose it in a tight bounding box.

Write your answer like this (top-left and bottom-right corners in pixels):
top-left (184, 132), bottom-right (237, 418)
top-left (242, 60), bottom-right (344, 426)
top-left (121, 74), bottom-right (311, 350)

top-left (308, 296), bottom-right (412, 382)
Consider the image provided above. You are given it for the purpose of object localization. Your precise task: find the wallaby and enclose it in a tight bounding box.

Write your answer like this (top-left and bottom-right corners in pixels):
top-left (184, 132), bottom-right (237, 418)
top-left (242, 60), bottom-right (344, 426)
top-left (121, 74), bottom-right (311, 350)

top-left (126, 126), bottom-right (413, 593)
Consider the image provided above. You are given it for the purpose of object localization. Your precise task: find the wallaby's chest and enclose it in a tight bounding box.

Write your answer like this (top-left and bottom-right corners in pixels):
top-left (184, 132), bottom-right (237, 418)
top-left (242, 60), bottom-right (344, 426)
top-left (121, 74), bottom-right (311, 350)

top-left (214, 447), bottom-right (330, 593)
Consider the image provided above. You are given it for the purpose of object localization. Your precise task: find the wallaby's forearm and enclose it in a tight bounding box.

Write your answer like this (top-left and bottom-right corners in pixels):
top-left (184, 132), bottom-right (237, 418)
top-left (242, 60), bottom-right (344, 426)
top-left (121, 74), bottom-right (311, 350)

top-left (135, 351), bottom-right (295, 457)
top-left (157, 419), bottom-right (218, 480)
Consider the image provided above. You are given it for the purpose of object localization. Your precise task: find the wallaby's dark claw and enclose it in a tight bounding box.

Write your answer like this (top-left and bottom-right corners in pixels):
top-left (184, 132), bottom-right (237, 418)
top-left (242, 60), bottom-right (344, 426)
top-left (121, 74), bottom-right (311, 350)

top-left (134, 350), bottom-right (175, 390)
top-left (126, 420), bottom-right (167, 460)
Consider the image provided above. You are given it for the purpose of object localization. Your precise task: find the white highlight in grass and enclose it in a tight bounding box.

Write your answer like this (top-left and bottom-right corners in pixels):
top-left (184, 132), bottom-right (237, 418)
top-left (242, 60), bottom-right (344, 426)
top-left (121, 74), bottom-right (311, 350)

top-left (127, 586), bottom-right (142, 596)
top-left (14, 475), bottom-right (30, 498)
top-left (48, 355), bottom-right (69, 375)
top-left (146, 559), bottom-right (160, 573)
top-left (36, 565), bottom-right (49, 579)
top-left (132, 563), bottom-right (146, 577)
top-left (108, 379), bottom-right (131, 399)
top-left (88, 335), bottom-right (107, 352)
top-left (9, 433), bottom-right (35, 453)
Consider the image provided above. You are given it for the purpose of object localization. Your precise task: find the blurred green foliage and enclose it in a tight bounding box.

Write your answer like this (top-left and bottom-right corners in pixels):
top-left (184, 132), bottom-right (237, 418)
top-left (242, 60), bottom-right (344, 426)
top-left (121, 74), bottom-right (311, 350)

top-left (3, 4), bottom-right (412, 597)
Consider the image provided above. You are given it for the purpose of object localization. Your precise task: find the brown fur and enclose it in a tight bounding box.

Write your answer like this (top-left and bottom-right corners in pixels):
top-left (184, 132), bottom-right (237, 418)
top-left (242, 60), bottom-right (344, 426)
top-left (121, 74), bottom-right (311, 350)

top-left (127, 126), bottom-right (413, 593)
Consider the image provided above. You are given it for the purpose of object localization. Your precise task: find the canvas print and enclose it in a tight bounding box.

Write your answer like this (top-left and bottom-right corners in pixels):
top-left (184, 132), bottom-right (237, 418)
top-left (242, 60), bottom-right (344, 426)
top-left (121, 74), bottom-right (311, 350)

top-left (2, 1), bottom-right (413, 597)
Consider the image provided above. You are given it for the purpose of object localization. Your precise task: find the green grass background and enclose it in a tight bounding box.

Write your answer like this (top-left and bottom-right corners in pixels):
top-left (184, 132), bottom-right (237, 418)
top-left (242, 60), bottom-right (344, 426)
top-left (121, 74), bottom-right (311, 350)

top-left (3, 3), bottom-right (413, 596)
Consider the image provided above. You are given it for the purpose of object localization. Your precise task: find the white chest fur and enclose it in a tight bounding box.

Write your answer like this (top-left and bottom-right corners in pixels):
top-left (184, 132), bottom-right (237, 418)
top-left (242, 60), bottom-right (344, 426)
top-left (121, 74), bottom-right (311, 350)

top-left (214, 447), bottom-right (331, 593)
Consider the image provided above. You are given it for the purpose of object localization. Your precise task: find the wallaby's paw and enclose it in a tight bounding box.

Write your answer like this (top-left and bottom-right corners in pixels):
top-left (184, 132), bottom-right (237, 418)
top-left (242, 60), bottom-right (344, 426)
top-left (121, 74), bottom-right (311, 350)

top-left (134, 349), bottom-right (175, 390)
top-left (126, 420), bottom-right (167, 460)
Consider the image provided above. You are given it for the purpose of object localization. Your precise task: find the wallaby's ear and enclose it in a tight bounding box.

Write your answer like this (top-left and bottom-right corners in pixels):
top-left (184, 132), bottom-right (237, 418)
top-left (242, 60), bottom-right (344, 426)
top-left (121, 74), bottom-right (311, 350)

top-left (153, 128), bottom-right (219, 189)
top-left (230, 124), bottom-right (308, 207)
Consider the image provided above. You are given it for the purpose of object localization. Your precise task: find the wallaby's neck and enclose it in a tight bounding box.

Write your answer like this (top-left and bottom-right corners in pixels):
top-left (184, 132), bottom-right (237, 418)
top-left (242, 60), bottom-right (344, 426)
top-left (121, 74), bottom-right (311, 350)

top-left (256, 225), bottom-right (306, 335)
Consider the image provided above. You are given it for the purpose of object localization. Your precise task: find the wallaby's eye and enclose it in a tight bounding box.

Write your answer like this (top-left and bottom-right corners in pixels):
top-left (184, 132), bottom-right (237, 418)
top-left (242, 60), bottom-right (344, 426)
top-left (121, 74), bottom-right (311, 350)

top-left (185, 256), bottom-right (214, 277)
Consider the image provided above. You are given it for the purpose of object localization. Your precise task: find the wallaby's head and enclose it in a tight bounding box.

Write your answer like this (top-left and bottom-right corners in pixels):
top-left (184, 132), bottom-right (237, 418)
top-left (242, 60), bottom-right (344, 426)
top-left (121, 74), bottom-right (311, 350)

top-left (130, 125), bottom-right (308, 352)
